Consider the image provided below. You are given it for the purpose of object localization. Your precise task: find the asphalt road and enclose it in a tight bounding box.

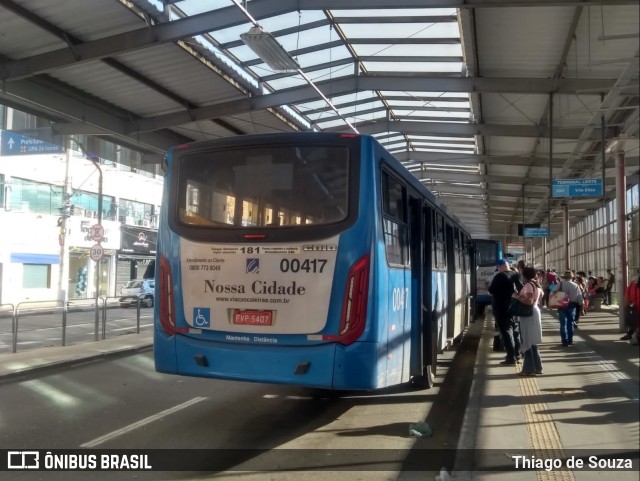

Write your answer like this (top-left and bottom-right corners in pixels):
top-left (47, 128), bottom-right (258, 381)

top-left (1, 324), bottom-right (481, 481)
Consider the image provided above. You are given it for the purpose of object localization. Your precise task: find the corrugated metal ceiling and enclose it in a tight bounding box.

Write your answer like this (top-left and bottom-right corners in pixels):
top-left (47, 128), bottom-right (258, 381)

top-left (0, 0), bottom-right (637, 241)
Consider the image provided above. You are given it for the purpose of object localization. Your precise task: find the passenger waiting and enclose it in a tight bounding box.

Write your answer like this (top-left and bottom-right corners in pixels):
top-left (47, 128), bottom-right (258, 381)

top-left (513, 267), bottom-right (544, 376)
top-left (553, 270), bottom-right (583, 346)
top-left (604, 269), bottom-right (615, 305)
top-left (488, 259), bottom-right (523, 365)
top-left (621, 271), bottom-right (640, 342)
top-left (574, 276), bottom-right (588, 323)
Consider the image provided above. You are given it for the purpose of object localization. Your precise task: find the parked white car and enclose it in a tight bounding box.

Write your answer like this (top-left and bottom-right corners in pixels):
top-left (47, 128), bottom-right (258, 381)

top-left (119, 279), bottom-right (155, 307)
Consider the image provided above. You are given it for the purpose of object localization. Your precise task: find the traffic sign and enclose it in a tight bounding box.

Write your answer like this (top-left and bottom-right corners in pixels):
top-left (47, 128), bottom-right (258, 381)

top-left (90, 244), bottom-right (104, 261)
top-left (551, 179), bottom-right (603, 198)
top-left (90, 224), bottom-right (105, 242)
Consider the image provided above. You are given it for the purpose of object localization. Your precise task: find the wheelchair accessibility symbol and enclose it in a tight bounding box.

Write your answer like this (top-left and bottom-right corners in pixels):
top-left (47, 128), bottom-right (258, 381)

top-left (193, 308), bottom-right (210, 328)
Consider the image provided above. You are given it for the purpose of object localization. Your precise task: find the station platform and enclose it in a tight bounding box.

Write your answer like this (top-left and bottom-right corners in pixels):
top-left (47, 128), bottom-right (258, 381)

top-left (0, 307), bottom-right (637, 479)
top-left (458, 305), bottom-right (639, 480)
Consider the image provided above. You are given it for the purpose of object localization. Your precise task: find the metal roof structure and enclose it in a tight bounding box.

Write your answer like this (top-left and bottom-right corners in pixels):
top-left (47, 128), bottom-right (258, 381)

top-left (0, 0), bottom-right (638, 241)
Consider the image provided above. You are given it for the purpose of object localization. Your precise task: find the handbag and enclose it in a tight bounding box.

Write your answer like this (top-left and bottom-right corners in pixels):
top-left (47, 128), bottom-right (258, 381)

top-left (508, 297), bottom-right (534, 317)
top-left (549, 290), bottom-right (570, 309)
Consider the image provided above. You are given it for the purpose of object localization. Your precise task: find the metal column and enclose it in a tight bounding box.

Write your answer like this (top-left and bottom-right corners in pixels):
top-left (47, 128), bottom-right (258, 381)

top-left (562, 203), bottom-right (570, 270)
top-left (615, 151), bottom-right (628, 331)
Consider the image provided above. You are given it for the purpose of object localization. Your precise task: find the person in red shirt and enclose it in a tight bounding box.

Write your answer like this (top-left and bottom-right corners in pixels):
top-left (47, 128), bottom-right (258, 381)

top-left (621, 271), bottom-right (640, 341)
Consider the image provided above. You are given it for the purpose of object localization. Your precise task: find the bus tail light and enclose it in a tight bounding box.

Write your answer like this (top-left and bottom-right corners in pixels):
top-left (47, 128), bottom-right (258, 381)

top-left (323, 254), bottom-right (370, 345)
top-left (159, 256), bottom-right (186, 335)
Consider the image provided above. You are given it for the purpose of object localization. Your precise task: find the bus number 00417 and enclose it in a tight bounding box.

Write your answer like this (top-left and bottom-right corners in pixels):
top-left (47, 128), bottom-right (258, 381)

top-left (280, 258), bottom-right (327, 273)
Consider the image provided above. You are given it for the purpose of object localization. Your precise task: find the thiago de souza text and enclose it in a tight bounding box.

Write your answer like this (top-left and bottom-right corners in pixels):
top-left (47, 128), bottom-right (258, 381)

top-left (512, 455), bottom-right (633, 471)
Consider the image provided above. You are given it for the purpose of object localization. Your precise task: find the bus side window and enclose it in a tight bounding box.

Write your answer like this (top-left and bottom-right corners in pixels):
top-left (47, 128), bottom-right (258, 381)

top-left (382, 171), bottom-right (408, 266)
top-left (454, 228), bottom-right (461, 272)
top-left (434, 213), bottom-right (445, 269)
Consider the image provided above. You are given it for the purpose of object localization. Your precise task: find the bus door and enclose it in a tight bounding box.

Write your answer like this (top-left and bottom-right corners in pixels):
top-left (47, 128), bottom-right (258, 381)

top-left (470, 240), bottom-right (480, 319)
top-left (408, 198), bottom-right (436, 387)
top-left (446, 223), bottom-right (457, 339)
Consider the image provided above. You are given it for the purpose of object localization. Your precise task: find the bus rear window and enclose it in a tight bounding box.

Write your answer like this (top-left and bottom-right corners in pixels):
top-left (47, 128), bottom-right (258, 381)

top-left (176, 145), bottom-right (349, 228)
top-left (475, 240), bottom-right (500, 267)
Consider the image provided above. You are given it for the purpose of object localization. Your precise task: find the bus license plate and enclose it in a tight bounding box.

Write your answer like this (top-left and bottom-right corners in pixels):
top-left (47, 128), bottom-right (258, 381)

top-left (232, 310), bottom-right (273, 326)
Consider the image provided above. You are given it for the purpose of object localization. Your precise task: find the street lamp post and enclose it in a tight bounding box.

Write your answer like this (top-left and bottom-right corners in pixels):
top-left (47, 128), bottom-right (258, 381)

top-left (64, 138), bottom-right (105, 341)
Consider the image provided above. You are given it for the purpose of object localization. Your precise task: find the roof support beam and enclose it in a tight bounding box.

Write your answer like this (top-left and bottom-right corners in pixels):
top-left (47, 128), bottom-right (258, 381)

top-left (333, 15), bottom-right (458, 23)
top-left (360, 56), bottom-right (464, 63)
top-left (395, 150), bottom-right (637, 167)
top-left (415, 171), bottom-right (484, 183)
top-left (242, 40), bottom-right (345, 67)
top-left (3, 0), bottom-right (346, 80)
top-left (1, 0), bottom-right (635, 81)
top-left (422, 172), bottom-right (556, 186)
top-left (486, 188), bottom-right (548, 198)
top-left (298, 1), bottom-right (639, 9)
top-left (261, 58), bottom-right (355, 82)
top-left (0, 76), bottom-right (188, 153)
top-left (348, 38), bottom-right (461, 45)
top-left (395, 151), bottom-right (568, 167)
top-left (125, 75), bottom-right (616, 133)
top-left (352, 119), bottom-right (607, 140)
top-left (430, 186), bottom-right (486, 196)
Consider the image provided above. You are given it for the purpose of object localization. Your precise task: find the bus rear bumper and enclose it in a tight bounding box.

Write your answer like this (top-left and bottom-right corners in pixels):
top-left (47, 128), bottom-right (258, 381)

top-left (154, 332), bottom-right (380, 390)
top-left (476, 294), bottom-right (492, 305)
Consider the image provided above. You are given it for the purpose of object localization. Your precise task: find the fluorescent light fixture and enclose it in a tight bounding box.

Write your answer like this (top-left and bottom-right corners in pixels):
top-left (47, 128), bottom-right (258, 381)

top-left (240, 26), bottom-right (299, 72)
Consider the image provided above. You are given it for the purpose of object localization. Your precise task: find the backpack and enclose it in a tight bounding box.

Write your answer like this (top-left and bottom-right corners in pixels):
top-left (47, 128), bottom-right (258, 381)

top-left (547, 272), bottom-right (558, 286)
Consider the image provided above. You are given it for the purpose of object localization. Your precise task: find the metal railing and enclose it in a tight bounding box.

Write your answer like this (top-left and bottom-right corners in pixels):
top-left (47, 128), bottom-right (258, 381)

top-left (100, 297), bottom-right (145, 338)
top-left (0, 303), bottom-right (17, 353)
top-left (3, 297), bottom-right (151, 353)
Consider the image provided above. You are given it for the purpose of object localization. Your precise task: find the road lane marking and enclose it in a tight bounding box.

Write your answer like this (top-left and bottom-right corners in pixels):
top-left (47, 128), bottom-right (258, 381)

top-left (80, 397), bottom-right (207, 447)
top-left (112, 323), bottom-right (153, 331)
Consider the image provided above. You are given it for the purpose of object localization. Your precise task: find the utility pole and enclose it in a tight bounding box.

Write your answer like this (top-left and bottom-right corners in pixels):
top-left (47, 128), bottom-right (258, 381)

top-left (57, 144), bottom-right (72, 304)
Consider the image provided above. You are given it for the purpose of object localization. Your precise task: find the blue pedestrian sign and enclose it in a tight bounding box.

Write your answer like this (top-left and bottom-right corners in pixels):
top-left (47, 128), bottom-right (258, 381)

top-left (1, 130), bottom-right (65, 156)
top-left (523, 227), bottom-right (549, 238)
top-left (551, 178), bottom-right (603, 198)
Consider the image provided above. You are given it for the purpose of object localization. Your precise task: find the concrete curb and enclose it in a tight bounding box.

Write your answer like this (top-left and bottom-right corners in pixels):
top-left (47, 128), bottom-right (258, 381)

top-left (0, 334), bottom-right (153, 383)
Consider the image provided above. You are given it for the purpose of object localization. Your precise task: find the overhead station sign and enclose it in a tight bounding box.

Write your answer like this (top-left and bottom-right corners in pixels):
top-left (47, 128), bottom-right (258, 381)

top-left (1, 130), bottom-right (65, 156)
top-left (523, 227), bottom-right (549, 238)
top-left (551, 179), bottom-right (603, 198)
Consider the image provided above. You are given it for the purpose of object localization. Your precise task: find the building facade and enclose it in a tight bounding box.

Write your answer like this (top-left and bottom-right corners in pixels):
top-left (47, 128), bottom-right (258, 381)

top-left (0, 107), bottom-right (162, 305)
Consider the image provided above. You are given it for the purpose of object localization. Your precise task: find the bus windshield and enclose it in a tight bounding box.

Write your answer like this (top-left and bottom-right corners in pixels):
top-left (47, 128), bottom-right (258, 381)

top-left (176, 145), bottom-right (349, 228)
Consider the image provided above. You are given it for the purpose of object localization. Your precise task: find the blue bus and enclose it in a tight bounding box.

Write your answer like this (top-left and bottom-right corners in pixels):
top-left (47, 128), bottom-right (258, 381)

top-left (471, 238), bottom-right (503, 317)
top-left (154, 133), bottom-right (472, 390)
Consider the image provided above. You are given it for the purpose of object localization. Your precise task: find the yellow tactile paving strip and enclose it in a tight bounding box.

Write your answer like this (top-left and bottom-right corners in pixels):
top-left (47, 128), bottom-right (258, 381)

top-left (517, 368), bottom-right (576, 481)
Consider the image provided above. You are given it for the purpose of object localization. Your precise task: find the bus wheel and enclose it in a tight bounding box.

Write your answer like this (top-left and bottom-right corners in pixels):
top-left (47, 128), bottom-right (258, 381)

top-left (411, 364), bottom-right (435, 389)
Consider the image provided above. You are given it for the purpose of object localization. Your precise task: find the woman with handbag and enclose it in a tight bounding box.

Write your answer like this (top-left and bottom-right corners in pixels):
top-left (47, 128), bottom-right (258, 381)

top-left (512, 267), bottom-right (544, 376)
